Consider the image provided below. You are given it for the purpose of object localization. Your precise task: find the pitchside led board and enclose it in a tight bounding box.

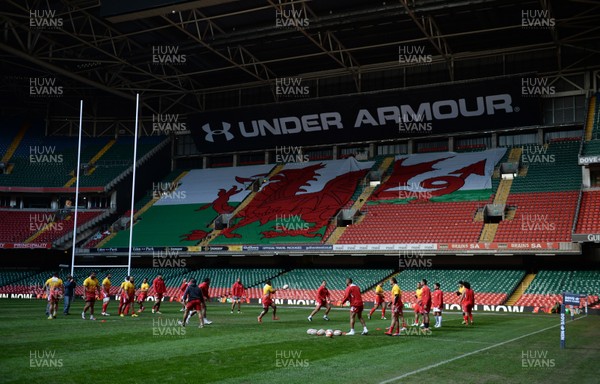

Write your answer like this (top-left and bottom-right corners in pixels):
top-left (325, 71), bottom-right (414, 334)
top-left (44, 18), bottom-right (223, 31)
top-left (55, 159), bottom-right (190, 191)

top-left (561, 292), bottom-right (584, 349)
top-left (189, 77), bottom-right (542, 154)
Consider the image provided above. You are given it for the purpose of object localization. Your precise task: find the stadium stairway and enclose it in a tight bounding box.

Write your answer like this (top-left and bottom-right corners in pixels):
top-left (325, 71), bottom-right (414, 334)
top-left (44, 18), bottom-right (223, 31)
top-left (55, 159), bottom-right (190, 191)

top-left (505, 273), bottom-right (536, 305)
top-left (63, 139), bottom-right (116, 187)
top-left (478, 148), bottom-right (520, 243)
top-left (325, 156), bottom-right (395, 244)
top-left (0, 121), bottom-right (30, 173)
top-left (584, 94), bottom-right (597, 141)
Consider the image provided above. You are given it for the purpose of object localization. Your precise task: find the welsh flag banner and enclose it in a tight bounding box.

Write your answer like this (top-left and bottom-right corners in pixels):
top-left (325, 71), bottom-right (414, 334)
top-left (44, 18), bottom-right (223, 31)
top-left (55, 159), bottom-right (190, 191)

top-left (370, 148), bottom-right (507, 203)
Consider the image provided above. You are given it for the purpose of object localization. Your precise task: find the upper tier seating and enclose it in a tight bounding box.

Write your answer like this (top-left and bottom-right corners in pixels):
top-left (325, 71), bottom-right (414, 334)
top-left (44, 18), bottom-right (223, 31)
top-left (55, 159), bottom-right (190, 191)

top-left (575, 191), bottom-right (600, 233)
top-left (509, 141), bottom-right (581, 193)
top-left (339, 201), bottom-right (485, 244)
top-left (0, 209), bottom-right (105, 244)
top-left (494, 191), bottom-right (578, 242)
top-left (0, 121), bottom-right (166, 188)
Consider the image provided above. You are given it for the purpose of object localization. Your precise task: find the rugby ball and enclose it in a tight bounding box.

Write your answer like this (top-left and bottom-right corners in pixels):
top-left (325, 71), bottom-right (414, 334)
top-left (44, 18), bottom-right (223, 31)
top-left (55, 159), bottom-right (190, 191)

top-left (333, 330), bottom-right (342, 336)
top-left (282, 284), bottom-right (289, 290)
top-left (325, 329), bottom-right (333, 338)
top-left (307, 328), bottom-right (317, 335)
top-left (316, 329), bottom-right (325, 336)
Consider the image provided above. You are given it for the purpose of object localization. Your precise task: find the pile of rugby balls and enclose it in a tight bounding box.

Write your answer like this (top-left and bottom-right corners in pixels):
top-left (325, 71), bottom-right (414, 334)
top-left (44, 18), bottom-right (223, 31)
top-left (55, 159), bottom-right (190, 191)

top-left (307, 329), bottom-right (343, 337)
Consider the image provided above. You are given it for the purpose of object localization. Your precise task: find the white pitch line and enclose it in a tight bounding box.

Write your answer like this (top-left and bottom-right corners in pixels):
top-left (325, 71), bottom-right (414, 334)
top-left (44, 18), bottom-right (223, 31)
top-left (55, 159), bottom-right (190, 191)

top-left (379, 315), bottom-right (587, 384)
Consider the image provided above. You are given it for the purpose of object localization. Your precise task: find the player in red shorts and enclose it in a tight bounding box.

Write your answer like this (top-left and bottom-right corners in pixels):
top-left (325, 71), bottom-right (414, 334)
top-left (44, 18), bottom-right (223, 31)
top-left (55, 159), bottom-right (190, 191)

top-left (198, 278), bottom-right (212, 325)
top-left (257, 280), bottom-right (279, 323)
top-left (117, 276), bottom-right (135, 317)
top-left (178, 278), bottom-right (188, 312)
top-left (460, 281), bottom-right (475, 326)
top-left (45, 272), bottom-right (64, 320)
top-left (308, 280), bottom-right (332, 322)
top-left (341, 278), bottom-right (368, 335)
top-left (179, 279), bottom-right (205, 328)
top-left (152, 275), bottom-right (166, 314)
top-left (368, 281), bottom-right (387, 320)
top-left (82, 272), bottom-right (101, 320)
top-left (137, 278), bottom-right (149, 313)
top-left (418, 279), bottom-right (432, 331)
top-left (412, 281), bottom-right (423, 327)
top-left (101, 273), bottom-right (112, 316)
top-left (385, 277), bottom-right (406, 336)
top-left (432, 282), bottom-right (444, 328)
top-left (230, 277), bottom-right (245, 314)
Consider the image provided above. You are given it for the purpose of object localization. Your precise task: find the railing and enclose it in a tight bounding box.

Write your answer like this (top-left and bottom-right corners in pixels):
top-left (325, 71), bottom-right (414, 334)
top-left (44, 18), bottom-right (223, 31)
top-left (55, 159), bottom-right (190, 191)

top-left (104, 137), bottom-right (170, 191)
top-left (571, 183), bottom-right (585, 235)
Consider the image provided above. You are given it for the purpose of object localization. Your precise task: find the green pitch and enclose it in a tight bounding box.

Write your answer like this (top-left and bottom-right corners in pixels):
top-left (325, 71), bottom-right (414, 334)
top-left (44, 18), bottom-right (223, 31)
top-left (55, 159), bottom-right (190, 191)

top-left (1, 300), bottom-right (598, 384)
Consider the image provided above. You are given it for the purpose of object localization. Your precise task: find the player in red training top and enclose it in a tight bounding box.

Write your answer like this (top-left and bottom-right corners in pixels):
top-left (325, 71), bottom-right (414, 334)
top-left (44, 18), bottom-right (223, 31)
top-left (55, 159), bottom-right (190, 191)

top-left (198, 278), bottom-right (212, 325)
top-left (460, 281), bottom-right (475, 326)
top-left (418, 279), bottom-right (432, 331)
top-left (152, 275), bottom-right (167, 314)
top-left (341, 278), bottom-right (368, 336)
top-left (307, 280), bottom-right (332, 322)
top-left (179, 278), bottom-right (188, 312)
top-left (432, 282), bottom-right (444, 328)
top-left (230, 278), bottom-right (245, 314)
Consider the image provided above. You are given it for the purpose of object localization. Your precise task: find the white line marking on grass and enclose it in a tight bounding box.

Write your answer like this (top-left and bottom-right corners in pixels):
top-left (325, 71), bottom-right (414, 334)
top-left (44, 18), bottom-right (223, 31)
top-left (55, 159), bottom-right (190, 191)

top-left (379, 315), bottom-right (587, 384)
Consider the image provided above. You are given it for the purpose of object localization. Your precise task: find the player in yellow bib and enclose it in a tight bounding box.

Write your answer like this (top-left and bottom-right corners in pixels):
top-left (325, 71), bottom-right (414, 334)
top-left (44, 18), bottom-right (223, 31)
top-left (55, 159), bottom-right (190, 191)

top-left (368, 282), bottom-right (387, 320)
top-left (257, 280), bottom-right (279, 323)
top-left (412, 281), bottom-right (423, 326)
top-left (82, 272), bottom-right (101, 320)
top-left (101, 274), bottom-right (112, 316)
top-left (44, 273), bottom-right (64, 319)
top-left (137, 278), bottom-right (150, 313)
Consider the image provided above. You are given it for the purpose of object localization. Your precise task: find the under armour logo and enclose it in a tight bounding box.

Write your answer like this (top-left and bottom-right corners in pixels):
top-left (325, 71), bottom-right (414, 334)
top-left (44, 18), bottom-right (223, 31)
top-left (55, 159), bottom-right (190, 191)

top-left (202, 122), bottom-right (234, 142)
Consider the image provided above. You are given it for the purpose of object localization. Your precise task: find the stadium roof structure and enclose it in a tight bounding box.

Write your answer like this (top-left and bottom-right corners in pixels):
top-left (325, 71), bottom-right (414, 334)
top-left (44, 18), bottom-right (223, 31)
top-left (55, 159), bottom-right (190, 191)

top-left (1, 0), bottom-right (599, 132)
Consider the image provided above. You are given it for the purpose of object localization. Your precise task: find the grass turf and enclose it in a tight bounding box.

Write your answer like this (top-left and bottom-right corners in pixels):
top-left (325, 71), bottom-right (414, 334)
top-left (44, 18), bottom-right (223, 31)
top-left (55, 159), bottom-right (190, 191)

top-left (0, 300), bottom-right (598, 384)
